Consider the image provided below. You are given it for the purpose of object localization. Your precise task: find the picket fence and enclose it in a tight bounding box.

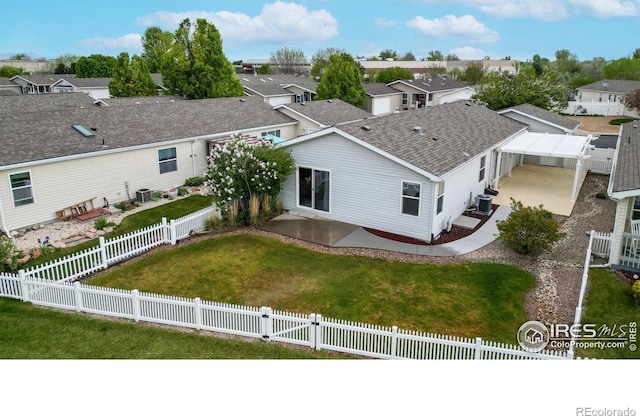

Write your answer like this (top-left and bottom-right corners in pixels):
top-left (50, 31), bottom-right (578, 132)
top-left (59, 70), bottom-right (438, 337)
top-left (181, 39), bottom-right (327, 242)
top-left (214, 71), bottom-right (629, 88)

top-left (0, 205), bottom-right (573, 360)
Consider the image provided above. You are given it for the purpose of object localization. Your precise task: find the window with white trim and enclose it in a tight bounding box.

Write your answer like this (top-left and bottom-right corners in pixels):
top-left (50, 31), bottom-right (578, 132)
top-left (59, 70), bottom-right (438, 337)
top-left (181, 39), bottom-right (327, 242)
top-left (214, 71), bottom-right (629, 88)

top-left (10, 172), bottom-right (34, 206)
top-left (479, 156), bottom-right (486, 182)
top-left (402, 93), bottom-right (408, 106)
top-left (436, 181), bottom-right (445, 214)
top-left (158, 147), bottom-right (177, 174)
top-left (261, 129), bottom-right (281, 138)
top-left (633, 196), bottom-right (640, 220)
top-left (402, 181), bottom-right (420, 216)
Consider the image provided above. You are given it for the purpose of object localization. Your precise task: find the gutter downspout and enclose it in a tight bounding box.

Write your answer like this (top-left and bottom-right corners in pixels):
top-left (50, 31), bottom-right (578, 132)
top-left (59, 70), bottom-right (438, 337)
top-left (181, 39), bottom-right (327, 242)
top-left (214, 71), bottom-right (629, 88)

top-left (0, 195), bottom-right (9, 238)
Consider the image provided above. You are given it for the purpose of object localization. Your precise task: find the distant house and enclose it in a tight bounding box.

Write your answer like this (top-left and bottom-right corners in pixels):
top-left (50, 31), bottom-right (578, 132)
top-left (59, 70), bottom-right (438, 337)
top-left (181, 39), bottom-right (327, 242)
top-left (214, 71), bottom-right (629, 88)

top-left (275, 99), bottom-right (374, 137)
top-left (387, 77), bottom-right (473, 110)
top-left (279, 102), bottom-right (527, 242)
top-left (607, 120), bottom-right (640, 272)
top-left (498, 103), bottom-right (580, 135)
top-left (9, 74), bottom-right (60, 94)
top-left (237, 74), bottom-right (317, 106)
top-left (364, 83), bottom-right (403, 115)
top-left (51, 76), bottom-right (113, 99)
top-left (568, 80), bottom-right (640, 117)
top-left (0, 77), bottom-right (21, 96)
top-left (0, 95), bottom-right (297, 233)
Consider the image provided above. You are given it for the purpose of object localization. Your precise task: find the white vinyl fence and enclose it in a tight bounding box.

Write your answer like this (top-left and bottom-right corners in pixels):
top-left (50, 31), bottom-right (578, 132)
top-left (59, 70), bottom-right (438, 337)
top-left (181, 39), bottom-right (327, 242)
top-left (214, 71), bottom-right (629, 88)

top-left (0, 205), bottom-right (574, 360)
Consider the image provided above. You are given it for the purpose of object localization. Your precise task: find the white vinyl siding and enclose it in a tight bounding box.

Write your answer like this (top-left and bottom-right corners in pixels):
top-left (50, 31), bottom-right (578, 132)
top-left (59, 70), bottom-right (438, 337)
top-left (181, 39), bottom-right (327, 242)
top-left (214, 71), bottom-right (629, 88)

top-left (281, 133), bottom-right (434, 241)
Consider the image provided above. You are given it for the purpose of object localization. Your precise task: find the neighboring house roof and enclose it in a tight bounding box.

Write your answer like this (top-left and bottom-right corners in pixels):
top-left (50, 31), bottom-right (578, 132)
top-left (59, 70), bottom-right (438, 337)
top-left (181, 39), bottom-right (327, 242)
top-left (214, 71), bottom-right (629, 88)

top-left (364, 83), bottom-right (403, 97)
top-left (0, 95), bottom-right (297, 168)
top-left (388, 77), bottom-right (468, 93)
top-left (10, 74), bottom-right (61, 86)
top-left (98, 95), bottom-right (185, 107)
top-left (0, 77), bottom-right (16, 86)
top-left (244, 84), bottom-right (295, 98)
top-left (498, 103), bottom-right (580, 133)
top-left (579, 79), bottom-right (640, 94)
top-left (0, 92), bottom-right (96, 115)
top-left (287, 101), bottom-right (527, 177)
top-left (610, 121), bottom-right (640, 196)
top-left (55, 76), bottom-right (112, 88)
top-left (275, 99), bottom-right (374, 127)
top-left (237, 74), bottom-right (318, 93)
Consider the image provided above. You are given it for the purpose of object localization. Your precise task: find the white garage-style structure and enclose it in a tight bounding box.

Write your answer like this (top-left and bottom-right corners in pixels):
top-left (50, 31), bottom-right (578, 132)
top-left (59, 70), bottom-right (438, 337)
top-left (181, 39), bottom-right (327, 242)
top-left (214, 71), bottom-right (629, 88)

top-left (493, 132), bottom-right (593, 215)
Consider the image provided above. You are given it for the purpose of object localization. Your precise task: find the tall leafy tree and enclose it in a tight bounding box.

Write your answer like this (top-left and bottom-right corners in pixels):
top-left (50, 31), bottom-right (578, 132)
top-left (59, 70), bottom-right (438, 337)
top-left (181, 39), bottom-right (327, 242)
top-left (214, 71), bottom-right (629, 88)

top-left (0, 66), bottom-right (25, 77)
top-left (141, 27), bottom-right (173, 73)
top-left (426, 50), bottom-right (445, 61)
top-left (375, 66), bottom-right (413, 84)
top-left (270, 47), bottom-right (307, 75)
top-left (75, 54), bottom-right (117, 78)
top-left (445, 53), bottom-right (460, 61)
top-left (109, 52), bottom-right (157, 97)
top-left (163, 18), bottom-right (243, 99)
top-left (310, 47), bottom-right (346, 78)
top-left (622, 89), bottom-right (640, 114)
top-left (604, 57), bottom-right (640, 80)
top-left (400, 51), bottom-right (416, 61)
top-left (379, 49), bottom-right (398, 61)
top-left (315, 52), bottom-right (366, 108)
top-left (473, 64), bottom-right (567, 111)
top-left (461, 61), bottom-right (486, 84)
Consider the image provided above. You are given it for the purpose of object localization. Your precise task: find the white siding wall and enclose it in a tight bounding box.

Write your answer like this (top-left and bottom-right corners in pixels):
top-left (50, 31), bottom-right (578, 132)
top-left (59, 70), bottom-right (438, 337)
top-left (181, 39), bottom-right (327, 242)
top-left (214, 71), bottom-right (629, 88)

top-left (267, 96), bottom-right (293, 106)
top-left (500, 112), bottom-right (569, 134)
top-left (0, 140), bottom-right (208, 231)
top-left (281, 134), bottom-right (435, 241)
top-left (276, 107), bottom-right (323, 137)
top-left (435, 89), bottom-right (474, 105)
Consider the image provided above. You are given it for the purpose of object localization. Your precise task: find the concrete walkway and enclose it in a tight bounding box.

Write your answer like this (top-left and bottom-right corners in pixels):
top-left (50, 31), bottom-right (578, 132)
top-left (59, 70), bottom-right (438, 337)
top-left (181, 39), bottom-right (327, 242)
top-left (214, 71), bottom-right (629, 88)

top-left (259, 205), bottom-right (511, 257)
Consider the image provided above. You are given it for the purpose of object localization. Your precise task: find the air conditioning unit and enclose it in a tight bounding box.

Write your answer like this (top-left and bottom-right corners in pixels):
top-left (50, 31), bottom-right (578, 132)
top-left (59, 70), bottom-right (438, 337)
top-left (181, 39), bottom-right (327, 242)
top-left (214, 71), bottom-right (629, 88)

top-left (475, 194), bottom-right (492, 215)
top-left (136, 188), bottom-right (151, 203)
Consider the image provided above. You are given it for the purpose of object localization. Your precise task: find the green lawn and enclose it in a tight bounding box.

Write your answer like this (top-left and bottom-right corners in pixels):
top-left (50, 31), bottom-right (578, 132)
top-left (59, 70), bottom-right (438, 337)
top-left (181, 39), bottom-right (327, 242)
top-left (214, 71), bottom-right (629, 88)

top-left (89, 234), bottom-right (535, 344)
top-left (26, 195), bottom-right (212, 267)
top-left (577, 268), bottom-right (639, 359)
top-left (0, 297), bottom-right (339, 359)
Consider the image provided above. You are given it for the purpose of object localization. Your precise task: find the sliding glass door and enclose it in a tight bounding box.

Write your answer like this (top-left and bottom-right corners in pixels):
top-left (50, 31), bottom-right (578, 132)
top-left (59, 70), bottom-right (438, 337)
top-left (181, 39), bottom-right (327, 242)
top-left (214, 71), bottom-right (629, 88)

top-left (298, 167), bottom-right (330, 212)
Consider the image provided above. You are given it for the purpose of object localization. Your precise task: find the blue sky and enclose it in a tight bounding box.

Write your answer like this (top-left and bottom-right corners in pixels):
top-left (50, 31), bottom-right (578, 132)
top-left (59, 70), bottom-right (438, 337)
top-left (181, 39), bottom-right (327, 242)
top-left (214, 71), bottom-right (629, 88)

top-left (1, 0), bottom-right (639, 62)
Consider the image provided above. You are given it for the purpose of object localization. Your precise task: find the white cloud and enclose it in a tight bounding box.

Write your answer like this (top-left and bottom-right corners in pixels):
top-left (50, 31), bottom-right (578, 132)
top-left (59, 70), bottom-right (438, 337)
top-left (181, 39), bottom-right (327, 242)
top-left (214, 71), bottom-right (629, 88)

top-left (135, 2), bottom-right (338, 44)
top-left (406, 15), bottom-right (500, 43)
top-left (375, 17), bottom-right (396, 27)
top-left (78, 33), bottom-right (142, 51)
top-left (448, 46), bottom-right (491, 60)
top-left (569, 0), bottom-right (640, 17)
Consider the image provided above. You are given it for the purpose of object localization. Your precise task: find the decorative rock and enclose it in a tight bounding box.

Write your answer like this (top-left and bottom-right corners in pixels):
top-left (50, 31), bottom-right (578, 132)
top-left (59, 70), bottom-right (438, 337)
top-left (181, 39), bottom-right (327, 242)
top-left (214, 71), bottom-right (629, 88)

top-left (104, 226), bottom-right (114, 233)
top-left (84, 232), bottom-right (97, 239)
top-left (10, 230), bottom-right (18, 238)
top-left (17, 229), bottom-right (26, 237)
top-left (17, 254), bottom-right (31, 265)
top-left (95, 230), bottom-right (106, 236)
top-left (51, 241), bottom-right (66, 249)
top-left (32, 224), bottom-right (40, 230)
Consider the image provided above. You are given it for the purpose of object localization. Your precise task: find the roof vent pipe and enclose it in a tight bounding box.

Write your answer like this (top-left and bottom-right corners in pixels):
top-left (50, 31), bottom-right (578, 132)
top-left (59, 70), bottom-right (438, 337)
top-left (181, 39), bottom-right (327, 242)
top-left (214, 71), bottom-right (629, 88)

top-left (414, 126), bottom-right (424, 135)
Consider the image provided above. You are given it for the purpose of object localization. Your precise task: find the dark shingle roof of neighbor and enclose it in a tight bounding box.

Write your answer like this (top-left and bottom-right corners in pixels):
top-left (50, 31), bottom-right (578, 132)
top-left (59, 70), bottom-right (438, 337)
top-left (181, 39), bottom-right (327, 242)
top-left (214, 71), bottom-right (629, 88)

top-left (0, 95), bottom-right (297, 167)
top-left (579, 79), bottom-right (640, 94)
top-left (364, 83), bottom-right (403, 96)
top-left (0, 92), bottom-right (96, 115)
top-left (10, 74), bottom-right (61, 85)
top-left (244, 84), bottom-right (296, 97)
top-left (236, 74), bottom-right (318, 91)
top-left (611, 121), bottom-right (640, 194)
top-left (99, 95), bottom-right (185, 107)
top-left (499, 103), bottom-right (580, 131)
top-left (280, 99), bottom-right (373, 126)
top-left (388, 78), bottom-right (468, 93)
top-left (337, 101), bottom-right (527, 177)
top-left (0, 77), bottom-right (16, 86)
top-left (57, 76), bottom-right (112, 88)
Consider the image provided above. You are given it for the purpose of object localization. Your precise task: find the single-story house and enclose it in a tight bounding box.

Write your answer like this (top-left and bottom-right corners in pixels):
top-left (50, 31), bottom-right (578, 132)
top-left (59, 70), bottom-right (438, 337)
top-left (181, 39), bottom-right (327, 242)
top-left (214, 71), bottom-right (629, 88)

top-left (364, 83), bottom-right (403, 116)
top-left (9, 74), bottom-right (59, 94)
top-left (0, 95), bottom-right (298, 234)
top-left (387, 77), bottom-right (471, 110)
top-left (568, 79), bottom-right (640, 117)
top-left (51, 76), bottom-right (113, 99)
top-left (607, 120), bottom-right (640, 272)
top-left (279, 101), bottom-right (528, 242)
top-left (497, 103), bottom-right (580, 135)
top-left (274, 99), bottom-right (374, 137)
top-left (237, 74), bottom-right (317, 105)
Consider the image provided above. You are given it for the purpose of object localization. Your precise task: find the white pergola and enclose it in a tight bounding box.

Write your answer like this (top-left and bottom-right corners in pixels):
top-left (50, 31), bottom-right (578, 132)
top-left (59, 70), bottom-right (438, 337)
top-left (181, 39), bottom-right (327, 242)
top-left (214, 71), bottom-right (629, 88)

top-left (494, 132), bottom-right (592, 202)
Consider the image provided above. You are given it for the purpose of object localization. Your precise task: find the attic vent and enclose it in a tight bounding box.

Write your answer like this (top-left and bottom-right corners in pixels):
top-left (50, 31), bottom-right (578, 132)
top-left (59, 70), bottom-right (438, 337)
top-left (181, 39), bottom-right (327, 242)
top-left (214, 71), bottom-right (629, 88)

top-left (414, 126), bottom-right (424, 135)
top-left (239, 98), bottom-right (246, 102)
top-left (327, 100), bottom-right (333, 103)
top-left (72, 124), bottom-right (95, 138)
top-left (361, 125), bottom-right (372, 131)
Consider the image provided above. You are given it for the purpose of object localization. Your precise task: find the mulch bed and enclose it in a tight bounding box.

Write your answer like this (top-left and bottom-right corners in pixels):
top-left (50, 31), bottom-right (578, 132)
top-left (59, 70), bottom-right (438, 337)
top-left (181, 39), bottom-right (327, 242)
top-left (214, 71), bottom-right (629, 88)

top-left (363, 204), bottom-right (499, 245)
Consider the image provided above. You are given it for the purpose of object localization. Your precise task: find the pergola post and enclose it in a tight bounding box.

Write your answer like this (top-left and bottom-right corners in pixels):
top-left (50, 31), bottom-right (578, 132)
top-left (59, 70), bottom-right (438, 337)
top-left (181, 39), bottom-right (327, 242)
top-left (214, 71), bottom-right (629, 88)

top-left (494, 149), bottom-right (503, 189)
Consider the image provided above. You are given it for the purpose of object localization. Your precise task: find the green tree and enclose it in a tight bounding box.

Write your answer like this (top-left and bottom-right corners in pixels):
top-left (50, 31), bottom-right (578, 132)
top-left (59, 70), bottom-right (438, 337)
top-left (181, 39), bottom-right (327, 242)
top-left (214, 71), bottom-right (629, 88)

top-left (531, 54), bottom-right (550, 78)
top-left (163, 18), bottom-right (243, 99)
top-left (75, 54), bottom-right (117, 78)
top-left (310, 47), bottom-right (346, 78)
top-left (379, 49), bottom-right (398, 61)
top-left (400, 51), bottom-right (416, 61)
top-left (445, 53), bottom-right (460, 61)
top-left (54, 63), bottom-right (72, 74)
top-left (315, 52), bottom-right (366, 108)
top-left (461, 61), bottom-right (486, 84)
top-left (427, 50), bottom-right (444, 61)
top-left (604, 57), bottom-right (640, 80)
top-left (633, 48), bottom-right (640, 60)
top-left (497, 199), bottom-right (565, 256)
top-left (256, 64), bottom-right (272, 75)
top-left (0, 66), bottom-right (25, 77)
top-left (141, 27), bottom-right (173, 73)
top-left (10, 53), bottom-right (29, 60)
top-left (473, 64), bottom-right (568, 111)
top-left (270, 47), bottom-right (307, 75)
top-left (622, 89), bottom-right (640, 114)
top-left (109, 52), bottom-right (158, 97)
top-left (375, 66), bottom-right (413, 84)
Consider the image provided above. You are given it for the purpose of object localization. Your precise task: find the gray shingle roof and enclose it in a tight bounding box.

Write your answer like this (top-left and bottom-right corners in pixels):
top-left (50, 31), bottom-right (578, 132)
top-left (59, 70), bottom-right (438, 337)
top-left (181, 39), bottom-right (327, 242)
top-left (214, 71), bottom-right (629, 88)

top-left (365, 83), bottom-right (403, 96)
top-left (0, 92), bottom-right (96, 115)
top-left (388, 77), bottom-right (468, 93)
top-left (499, 103), bottom-right (580, 131)
top-left (57, 76), bottom-right (111, 88)
top-left (98, 95), bottom-right (185, 107)
top-left (279, 99), bottom-right (373, 126)
top-left (338, 102), bottom-right (527, 176)
top-left (579, 79), bottom-right (640, 94)
top-left (611, 121), bottom-right (640, 194)
top-left (11, 74), bottom-right (62, 85)
top-left (244, 84), bottom-right (295, 97)
top-left (0, 95), bottom-right (297, 167)
top-left (237, 74), bottom-right (317, 92)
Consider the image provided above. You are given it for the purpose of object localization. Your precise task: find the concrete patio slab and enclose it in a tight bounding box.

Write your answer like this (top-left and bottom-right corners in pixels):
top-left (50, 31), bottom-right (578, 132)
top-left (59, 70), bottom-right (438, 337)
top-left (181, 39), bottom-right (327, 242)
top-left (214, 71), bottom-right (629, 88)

top-left (452, 215), bottom-right (481, 230)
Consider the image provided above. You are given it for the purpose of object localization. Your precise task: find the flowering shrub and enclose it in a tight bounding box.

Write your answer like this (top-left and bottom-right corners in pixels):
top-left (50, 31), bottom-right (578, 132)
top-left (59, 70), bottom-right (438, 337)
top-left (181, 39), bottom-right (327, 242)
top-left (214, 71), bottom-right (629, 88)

top-left (204, 137), bottom-right (294, 218)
